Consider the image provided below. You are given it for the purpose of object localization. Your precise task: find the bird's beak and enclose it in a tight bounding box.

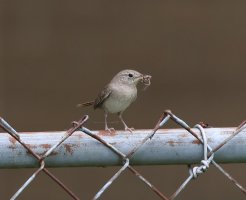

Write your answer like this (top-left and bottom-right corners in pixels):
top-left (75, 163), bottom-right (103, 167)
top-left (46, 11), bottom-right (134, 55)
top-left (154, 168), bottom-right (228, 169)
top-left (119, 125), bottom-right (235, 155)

top-left (134, 74), bottom-right (144, 82)
top-left (139, 74), bottom-right (144, 79)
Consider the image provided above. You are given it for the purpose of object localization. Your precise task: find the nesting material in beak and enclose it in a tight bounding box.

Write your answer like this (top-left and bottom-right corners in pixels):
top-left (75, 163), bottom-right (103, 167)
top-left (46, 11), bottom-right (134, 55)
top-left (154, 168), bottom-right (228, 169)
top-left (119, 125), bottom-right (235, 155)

top-left (141, 74), bottom-right (151, 90)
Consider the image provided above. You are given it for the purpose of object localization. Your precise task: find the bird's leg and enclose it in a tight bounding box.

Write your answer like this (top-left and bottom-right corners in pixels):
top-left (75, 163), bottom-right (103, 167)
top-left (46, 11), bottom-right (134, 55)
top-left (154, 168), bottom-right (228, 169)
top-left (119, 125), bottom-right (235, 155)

top-left (104, 112), bottom-right (115, 132)
top-left (118, 112), bottom-right (134, 133)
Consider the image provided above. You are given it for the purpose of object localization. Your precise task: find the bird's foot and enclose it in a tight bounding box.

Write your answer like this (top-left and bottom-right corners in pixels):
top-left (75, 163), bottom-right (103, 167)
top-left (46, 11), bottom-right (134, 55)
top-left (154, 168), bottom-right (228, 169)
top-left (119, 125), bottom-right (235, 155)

top-left (105, 127), bottom-right (116, 133)
top-left (125, 127), bottom-right (134, 133)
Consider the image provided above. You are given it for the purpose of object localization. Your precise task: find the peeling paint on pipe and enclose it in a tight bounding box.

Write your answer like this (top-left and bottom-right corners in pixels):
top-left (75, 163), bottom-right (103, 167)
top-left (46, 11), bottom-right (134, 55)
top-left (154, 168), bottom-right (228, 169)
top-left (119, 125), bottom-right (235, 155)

top-left (0, 128), bottom-right (245, 168)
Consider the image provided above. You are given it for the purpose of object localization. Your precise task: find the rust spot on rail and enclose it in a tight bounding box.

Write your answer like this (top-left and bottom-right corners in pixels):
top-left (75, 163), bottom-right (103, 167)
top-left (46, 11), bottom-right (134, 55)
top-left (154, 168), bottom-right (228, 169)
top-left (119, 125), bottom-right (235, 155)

top-left (41, 144), bottom-right (51, 149)
top-left (9, 137), bottom-right (17, 145)
top-left (167, 141), bottom-right (175, 146)
top-left (64, 144), bottom-right (79, 155)
top-left (180, 133), bottom-right (188, 138)
top-left (167, 141), bottom-right (183, 146)
top-left (64, 144), bottom-right (73, 154)
top-left (98, 130), bottom-right (117, 136)
top-left (192, 139), bottom-right (201, 145)
top-left (50, 151), bottom-right (59, 156)
top-left (26, 144), bottom-right (38, 149)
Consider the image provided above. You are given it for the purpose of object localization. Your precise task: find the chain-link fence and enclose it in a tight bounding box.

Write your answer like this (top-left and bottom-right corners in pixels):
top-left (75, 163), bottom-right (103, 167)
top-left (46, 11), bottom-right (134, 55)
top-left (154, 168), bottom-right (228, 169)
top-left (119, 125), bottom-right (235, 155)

top-left (0, 110), bottom-right (245, 200)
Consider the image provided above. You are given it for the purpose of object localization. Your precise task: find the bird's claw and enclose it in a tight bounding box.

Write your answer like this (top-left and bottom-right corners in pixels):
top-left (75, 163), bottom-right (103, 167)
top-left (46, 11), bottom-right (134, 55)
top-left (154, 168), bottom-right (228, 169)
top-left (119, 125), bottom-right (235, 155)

top-left (105, 127), bottom-right (116, 133)
top-left (125, 127), bottom-right (134, 133)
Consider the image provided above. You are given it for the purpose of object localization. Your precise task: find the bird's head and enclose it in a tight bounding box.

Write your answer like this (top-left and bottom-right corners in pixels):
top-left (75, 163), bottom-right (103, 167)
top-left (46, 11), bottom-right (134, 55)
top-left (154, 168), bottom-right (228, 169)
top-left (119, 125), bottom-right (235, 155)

top-left (112, 69), bottom-right (151, 87)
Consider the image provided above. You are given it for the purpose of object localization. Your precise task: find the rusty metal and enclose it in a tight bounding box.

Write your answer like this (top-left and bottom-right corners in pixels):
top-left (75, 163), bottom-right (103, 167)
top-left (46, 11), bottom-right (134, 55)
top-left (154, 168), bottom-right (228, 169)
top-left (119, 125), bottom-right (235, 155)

top-left (94, 160), bottom-right (130, 200)
top-left (0, 116), bottom-right (88, 200)
top-left (170, 124), bottom-right (215, 199)
top-left (0, 111), bottom-right (245, 200)
top-left (161, 111), bottom-right (246, 198)
top-left (79, 110), bottom-right (246, 199)
top-left (80, 127), bottom-right (169, 200)
top-left (11, 161), bottom-right (45, 200)
top-left (41, 115), bottom-right (89, 159)
top-left (126, 114), bottom-right (170, 158)
top-left (126, 166), bottom-right (169, 200)
top-left (207, 121), bottom-right (246, 157)
top-left (2, 128), bottom-right (246, 168)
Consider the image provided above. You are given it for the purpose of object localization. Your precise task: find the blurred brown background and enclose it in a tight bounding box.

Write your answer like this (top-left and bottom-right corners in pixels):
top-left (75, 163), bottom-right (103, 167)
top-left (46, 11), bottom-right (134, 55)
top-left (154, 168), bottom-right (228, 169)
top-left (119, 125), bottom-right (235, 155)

top-left (1, 1), bottom-right (246, 199)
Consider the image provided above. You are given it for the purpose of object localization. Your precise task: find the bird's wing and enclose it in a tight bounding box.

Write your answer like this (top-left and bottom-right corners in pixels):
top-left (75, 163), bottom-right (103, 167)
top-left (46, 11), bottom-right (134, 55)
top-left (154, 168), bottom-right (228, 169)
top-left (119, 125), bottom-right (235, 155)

top-left (94, 85), bottom-right (112, 109)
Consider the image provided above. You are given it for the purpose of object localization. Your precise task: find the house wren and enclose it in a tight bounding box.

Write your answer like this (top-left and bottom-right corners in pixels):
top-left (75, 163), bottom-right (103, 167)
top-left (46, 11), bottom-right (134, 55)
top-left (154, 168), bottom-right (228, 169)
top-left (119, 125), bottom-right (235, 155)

top-left (78, 69), bottom-right (151, 132)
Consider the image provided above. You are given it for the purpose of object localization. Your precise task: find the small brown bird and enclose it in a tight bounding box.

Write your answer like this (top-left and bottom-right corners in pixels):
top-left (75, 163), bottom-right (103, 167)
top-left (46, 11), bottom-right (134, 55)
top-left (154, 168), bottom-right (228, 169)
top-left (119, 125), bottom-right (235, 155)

top-left (78, 69), bottom-right (151, 132)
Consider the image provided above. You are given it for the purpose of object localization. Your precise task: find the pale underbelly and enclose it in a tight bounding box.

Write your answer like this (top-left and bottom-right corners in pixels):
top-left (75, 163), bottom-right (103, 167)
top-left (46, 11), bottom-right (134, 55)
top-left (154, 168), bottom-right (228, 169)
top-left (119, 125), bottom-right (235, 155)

top-left (102, 96), bottom-right (134, 113)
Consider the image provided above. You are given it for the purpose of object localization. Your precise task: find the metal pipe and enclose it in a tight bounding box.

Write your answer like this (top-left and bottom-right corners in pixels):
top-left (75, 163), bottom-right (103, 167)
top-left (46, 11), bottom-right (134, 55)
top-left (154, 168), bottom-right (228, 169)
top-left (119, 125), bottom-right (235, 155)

top-left (0, 127), bottom-right (245, 168)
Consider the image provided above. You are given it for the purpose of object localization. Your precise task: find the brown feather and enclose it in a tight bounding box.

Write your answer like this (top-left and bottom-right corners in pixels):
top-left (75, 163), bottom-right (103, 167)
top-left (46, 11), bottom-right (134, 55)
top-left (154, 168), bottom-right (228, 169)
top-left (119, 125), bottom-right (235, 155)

top-left (94, 85), bottom-right (112, 109)
top-left (76, 101), bottom-right (95, 107)
top-left (77, 85), bottom-right (112, 109)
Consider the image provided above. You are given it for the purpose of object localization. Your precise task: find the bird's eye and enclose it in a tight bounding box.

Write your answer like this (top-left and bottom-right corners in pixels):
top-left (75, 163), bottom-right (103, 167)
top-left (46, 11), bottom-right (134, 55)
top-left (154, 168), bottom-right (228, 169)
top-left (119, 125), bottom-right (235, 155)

top-left (128, 73), bottom-right (133, 77)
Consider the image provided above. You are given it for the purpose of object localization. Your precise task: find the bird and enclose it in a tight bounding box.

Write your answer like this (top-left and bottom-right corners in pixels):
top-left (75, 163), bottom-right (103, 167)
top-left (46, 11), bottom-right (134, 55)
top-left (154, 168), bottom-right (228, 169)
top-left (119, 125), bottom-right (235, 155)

top-left (77, 69), bottom-right (151, 132)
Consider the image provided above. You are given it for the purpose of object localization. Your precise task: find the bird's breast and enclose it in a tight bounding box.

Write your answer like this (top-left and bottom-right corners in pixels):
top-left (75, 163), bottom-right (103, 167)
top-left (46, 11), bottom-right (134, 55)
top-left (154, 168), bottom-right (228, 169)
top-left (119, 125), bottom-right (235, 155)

top-left (103, 85), bottom-right (137, 114)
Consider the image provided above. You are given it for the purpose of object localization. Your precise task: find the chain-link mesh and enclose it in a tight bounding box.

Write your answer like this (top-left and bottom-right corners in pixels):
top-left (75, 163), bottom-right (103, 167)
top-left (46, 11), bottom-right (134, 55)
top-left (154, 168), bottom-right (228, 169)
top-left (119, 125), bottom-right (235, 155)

top-left (0, 110), bottom-right (245, 200)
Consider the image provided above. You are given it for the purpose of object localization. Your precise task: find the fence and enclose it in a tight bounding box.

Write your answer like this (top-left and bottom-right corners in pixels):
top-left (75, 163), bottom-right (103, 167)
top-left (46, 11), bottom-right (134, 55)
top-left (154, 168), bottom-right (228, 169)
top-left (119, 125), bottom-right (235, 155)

top-left (0, 110), bottom-right (245, 200)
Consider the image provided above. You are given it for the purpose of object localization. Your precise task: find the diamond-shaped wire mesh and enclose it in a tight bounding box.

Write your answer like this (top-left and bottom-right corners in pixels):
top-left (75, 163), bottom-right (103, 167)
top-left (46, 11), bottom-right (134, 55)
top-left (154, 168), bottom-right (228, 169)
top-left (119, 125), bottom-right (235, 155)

top-left (0, 110), bottom-right (245, 200)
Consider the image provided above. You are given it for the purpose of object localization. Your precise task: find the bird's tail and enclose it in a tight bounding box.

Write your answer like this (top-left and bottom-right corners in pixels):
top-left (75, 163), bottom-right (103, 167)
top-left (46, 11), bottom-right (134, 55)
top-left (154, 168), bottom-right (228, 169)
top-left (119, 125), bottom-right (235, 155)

top-left (77, 101), bottom-right (95, 107)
